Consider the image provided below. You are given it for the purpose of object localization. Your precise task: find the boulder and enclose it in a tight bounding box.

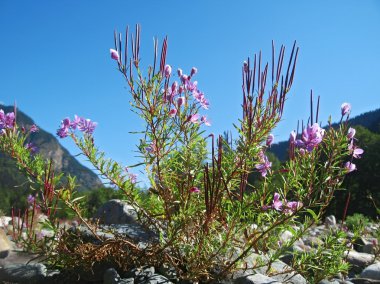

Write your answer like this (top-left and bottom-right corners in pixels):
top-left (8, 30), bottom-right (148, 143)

top-left (254, 260), bottom-right (307, 284)
top-left (94, 199), bottom-right (138, 225)
top-left (0, 263), bottom-right (47, 283)
top-left (103, 267), bottom-right (122, 284)
top-left (139, 274), bottom-right (172, 284)
top-left (361, 262), bottom-right (380, 280)
top-left (235, 273), bottom-right (281, 284)
top-left (346, 250), bottom-right (375, 269)
top-left (0, 228), bottom-right (12, 259)
top-left (0, 216), bottom-right (11, 228)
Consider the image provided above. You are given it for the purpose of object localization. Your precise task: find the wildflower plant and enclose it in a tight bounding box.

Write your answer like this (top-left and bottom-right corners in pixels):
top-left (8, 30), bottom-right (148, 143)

top-left (0, 24), bottom-right (364, 282)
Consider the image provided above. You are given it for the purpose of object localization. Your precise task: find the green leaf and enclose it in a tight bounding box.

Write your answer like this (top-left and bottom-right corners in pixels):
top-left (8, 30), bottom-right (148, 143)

top-left (306, 209), bottom-right (319, 222)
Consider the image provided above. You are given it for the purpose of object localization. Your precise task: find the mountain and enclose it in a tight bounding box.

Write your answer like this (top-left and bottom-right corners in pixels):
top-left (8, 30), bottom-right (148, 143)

top-left (0, 105), bottom-right (103, 193)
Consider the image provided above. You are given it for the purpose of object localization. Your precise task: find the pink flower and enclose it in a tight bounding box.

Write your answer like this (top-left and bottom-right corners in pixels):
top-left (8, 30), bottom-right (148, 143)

top-left (341, 102), bottom-right (351, 116)
top-left (164, 64), bottom-right (172, 78)
top-left (189, 113), bottom-right (200, 124)
top-left (30, 124), bottom-right (39, 133)
top-left (169, 109), bottom-right (177, 117)
top-left (285, 201), bottom-right (303, 213)
top-left (190, 187), bottom-right (200, 193)
top-left (344, 161), bottom-right (356, 173)
top-left (272, 193), bottom-right (283, 211)
top-left (201, 115), bottom-right (211, 126)
top-left (266, 134), bottom-right (274, 147)
top-left (255, 154), bottom-right (272, 177)
top-left (348, 140), bottom-right (364, 158)
top-left (27, 194), bottom-right (35, 205)
top-left (110, 49), bottom-right (119, 61)
top-left (347, 127), bottom-right (356, 140)
top-left (295, 123), bottom-right (325, 152)
top-left (128, 173), bottom-right (138, 184)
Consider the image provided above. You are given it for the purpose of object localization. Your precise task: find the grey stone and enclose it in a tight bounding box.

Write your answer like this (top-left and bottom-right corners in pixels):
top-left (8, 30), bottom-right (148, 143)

top-left (0, 228), bottom-right (11, 259)
top-left (157, 264), bottom-right (178, 281)
top-left (254, 260), bottom-right (307, 284)
top-left (0, 263), bottom-right (47, 283)
top-left (349, 279), bottom-right (380, 284)
top-left (94, 199), bottom-right (138, 225)
top-left (355, 237), bottom-right (377, 254)
top-left (325, 215), bottom-right (337, 228)
top-left (361, 262), bottom-right (380, 280)
top-left (139, 273), bottom-right (172, 284)
top-left (346, 250), bottom-right (375, 269)
top-left (119, 278), bottom-right (135, 284)
top-left (123, 266), bottom-right (155, 282)
top-left (318, 280), bottom-right (340, 284)
top-left (280, 230), bottom-right (294, 243)
top-left (104, 267), bottom-right (122, 284)
top-left (235, 273), bottom-right (281, 284)
top-left (303, 236), bottom-right (324, 248)
top-left (291, 239), bottom-right (312, 253)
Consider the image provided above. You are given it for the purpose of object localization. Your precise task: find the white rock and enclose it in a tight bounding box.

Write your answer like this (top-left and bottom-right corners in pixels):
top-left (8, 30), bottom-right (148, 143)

top-left (235, 273), bottom-right (281, 284)
top-left (0, 217), bottom-right (11, 228)
top-left (325, 215), bottom-right (337, 228)
top-left (0, 229), bottom-right (12, 259)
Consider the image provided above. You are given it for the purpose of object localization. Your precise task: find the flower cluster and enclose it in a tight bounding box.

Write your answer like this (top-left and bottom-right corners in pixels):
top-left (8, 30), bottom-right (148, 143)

top-left (0, 109), bottom-right (15, 133)
top-left (344, 126), bottom-right (364, 173)
top-left (57, 115), bottom-right (97, 138)
top-left (263, 193), bottom-right (303, 214)
top-left (163, 65), bottom-right (211, 126)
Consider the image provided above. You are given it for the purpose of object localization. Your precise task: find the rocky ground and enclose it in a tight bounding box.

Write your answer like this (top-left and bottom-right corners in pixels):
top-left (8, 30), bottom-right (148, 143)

top-left (1, 200), bottom-right (380, 284)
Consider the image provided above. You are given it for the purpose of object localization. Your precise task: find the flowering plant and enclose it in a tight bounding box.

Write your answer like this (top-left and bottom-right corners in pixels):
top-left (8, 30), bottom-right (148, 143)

top-left (0, 25), bottom-right (364, 282)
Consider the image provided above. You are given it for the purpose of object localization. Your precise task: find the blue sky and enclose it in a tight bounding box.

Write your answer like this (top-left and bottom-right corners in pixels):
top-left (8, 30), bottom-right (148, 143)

top-left (1, 1), bottom-right (380, 185)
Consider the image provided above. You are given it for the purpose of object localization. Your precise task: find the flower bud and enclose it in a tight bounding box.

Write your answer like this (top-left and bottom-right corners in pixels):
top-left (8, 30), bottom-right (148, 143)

top-left (171, 81), bottom-right (178, 94)
top-left (177, 68), bottom-right (183, 77)
top-left (347, 127), bottom-right (356, 140)
top-left (190, 187), bottom-right (200, 193)
top-left (110, 49), bottom-right (119, 61)
top-left (266, 134), bottom-right (274, 147)
top-left (169, 109), bottom-right (177, 117)
top-left (178, 85), bottom-right (184, 94)
top-left (164, 64), bottom-right (172, 78)
top-left (190, 67), bottom-right (198, 77)
top-left (177, 97), bottom-right (185, 107)
top-left (289, 130), bottom-right (296, 143)
top-left (243, 61), bottom-right (249, 73)
top-left (341, 102), bottom-right (351, 116)
top-left (344, 161), bottom-right (356, 173)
